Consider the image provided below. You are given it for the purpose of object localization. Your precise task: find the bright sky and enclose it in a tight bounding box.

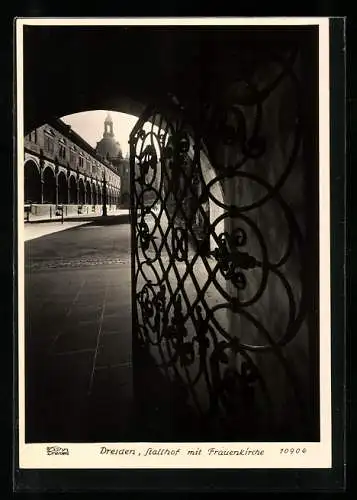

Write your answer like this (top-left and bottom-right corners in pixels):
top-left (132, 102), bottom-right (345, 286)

top-left (61, 110), bottom-right (139, 156)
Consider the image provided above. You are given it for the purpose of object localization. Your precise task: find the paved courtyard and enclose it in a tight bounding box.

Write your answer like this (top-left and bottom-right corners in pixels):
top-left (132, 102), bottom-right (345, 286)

top-left (24, 220), bottom-right (134, 442)
top-left (23, 220), bottom-right (90, 242)
top-left (23, 216), bottom-right (228, 442)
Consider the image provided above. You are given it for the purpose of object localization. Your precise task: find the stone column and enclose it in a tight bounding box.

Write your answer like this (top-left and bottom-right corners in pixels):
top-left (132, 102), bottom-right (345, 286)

top-left (39, 153), bottom-right (45, 204)
top-left (54, 161), bottom-right (59, 206)
top-left (55, 178), bottom-right (59, 206)
top-left (40, 179), bottom-right (44, 204)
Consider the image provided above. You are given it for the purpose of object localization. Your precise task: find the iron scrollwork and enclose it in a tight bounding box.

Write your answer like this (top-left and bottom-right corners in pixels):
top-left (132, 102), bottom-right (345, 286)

top-left (139, 144), bottom-right (158, 185)
top-left (164, 294), bottom-right (195, 367)
top-left (138, 219), bottom-right (151, 251)
top-left (130, 44), bottom-right (314, 440)
top-left (211, 339), bottom-right (259, 412)
top-left (137, 283), bottom-right (167, 345)
top-left (172, 227), bottom-right (188, 262)
top-left (211, 228), bottom-right (258, 290)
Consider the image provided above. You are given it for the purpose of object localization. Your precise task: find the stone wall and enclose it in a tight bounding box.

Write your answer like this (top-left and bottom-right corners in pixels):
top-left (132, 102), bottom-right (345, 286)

top-left (200, 48), bottom-right (318, 439)
top-left (24, 123), bottom-right (121, 192)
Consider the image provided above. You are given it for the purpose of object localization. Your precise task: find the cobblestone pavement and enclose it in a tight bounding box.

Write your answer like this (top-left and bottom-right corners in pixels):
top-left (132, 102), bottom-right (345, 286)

top-left (27, 255), bottom-right (131, 270)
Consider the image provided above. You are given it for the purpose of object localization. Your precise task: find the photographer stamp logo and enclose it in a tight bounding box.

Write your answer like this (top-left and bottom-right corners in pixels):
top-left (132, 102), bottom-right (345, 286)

top-left (46, 446), bottom-right (70, 456)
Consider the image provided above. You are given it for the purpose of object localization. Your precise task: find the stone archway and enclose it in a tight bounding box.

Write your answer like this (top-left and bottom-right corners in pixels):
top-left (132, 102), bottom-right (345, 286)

top-left (86, 180), bottom-right (92, 204)
top-left (24, 160), bottom-right (41, 203)
top-left (42, 166), bottom-right (56, 204)
top-left (57, 171), bottom-right (68, 204)
top-left (78, 178), bottom-right (85, 204)
top-left (97, 185), bottom-right (102, 205)
top-left (69, 175), bottom-right (77, 204)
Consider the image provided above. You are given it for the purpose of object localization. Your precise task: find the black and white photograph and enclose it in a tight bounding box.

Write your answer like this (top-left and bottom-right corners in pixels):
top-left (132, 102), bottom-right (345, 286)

top-left (16, 18), bottom-right (333, 469)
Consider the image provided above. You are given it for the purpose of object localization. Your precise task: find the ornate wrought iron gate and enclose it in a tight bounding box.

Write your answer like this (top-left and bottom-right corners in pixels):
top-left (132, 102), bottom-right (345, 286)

top-left (129, 47), bottom-right (318, 441)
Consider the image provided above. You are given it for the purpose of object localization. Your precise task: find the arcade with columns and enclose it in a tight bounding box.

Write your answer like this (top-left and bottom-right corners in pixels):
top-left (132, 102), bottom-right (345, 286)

top-left (24, 115), bottom-right (122, 218)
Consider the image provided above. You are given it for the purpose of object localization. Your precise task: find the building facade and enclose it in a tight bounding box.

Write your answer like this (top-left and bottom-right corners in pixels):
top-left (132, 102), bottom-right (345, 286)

top-left (116, 157), bottom-right (130, 207)
top-left (24, 118), bottom-right (121, 217)
top-left (95, 113), bottom-right (130, 207)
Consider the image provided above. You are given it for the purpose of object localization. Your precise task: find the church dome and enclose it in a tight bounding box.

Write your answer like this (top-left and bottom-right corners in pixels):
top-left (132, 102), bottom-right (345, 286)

top-left (95, 112), bottom-right (123, 160)
top-left (96, 137), bottom-right (122, 159)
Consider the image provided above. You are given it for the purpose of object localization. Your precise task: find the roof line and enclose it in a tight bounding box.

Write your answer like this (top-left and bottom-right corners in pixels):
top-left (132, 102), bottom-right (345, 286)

top-left (46, 117), bottom-right (122, 175)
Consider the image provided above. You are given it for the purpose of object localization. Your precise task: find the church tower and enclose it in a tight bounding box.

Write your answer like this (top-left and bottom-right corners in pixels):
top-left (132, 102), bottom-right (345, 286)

top-left (95, 111), bottom-right (130, 208)
top-left (103, 113), bottom-right (114, 138)
top-left (96, 112), bottom-right (123, 162)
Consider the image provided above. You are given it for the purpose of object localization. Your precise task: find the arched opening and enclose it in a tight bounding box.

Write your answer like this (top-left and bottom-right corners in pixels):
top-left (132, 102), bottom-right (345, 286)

top-left (57, 171), bottom-right (68, 204)
top-left (69, 175), bottom-right (77, 204)
top-left (24, 106), bottom-right (240, 443)
top-left (86, 180), bottom-right (92, 204)
top-left (78, 178), bottom-right (85, 204)
top-left (24, 160), bottom-right (41, 203)
top-left (42, 167), bottom-right (56, 204)
top-left (92, 183), bottom-right (97, 205)
top-left (121, 192), bottom-right (130, 207)
top-left (23, 25), bottom-right (320, 447)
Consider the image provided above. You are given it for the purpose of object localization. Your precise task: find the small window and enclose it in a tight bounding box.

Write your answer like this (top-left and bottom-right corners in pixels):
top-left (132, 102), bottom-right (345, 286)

top-left (30, 129), bottom-right (37, 143)
top-left (59, 144), bottom-right (66, 159)
top-left (44, 135), bottom-right (54, 153)
top-left (70, 148), bottom-right (76, 164)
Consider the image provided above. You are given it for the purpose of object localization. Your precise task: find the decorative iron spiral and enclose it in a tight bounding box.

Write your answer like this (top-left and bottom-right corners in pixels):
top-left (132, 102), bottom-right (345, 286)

top-left (130, 47), bottom-right (314, 439)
